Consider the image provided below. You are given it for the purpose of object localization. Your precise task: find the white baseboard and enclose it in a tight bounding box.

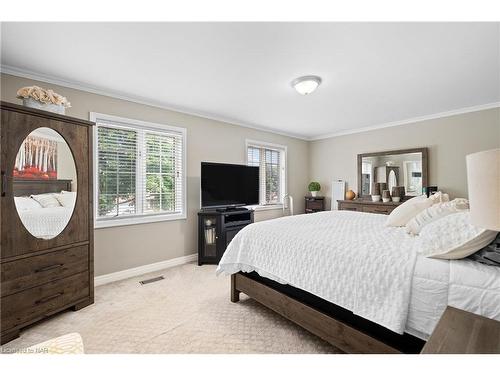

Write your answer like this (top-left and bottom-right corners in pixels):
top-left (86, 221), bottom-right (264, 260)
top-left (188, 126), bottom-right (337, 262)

top-left (94, 253), bottom-right (198, 286)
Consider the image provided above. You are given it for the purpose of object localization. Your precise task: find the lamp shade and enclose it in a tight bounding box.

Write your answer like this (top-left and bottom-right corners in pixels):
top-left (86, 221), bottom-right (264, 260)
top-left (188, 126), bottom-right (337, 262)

top-left (466, 148), bottom-right (500, 231)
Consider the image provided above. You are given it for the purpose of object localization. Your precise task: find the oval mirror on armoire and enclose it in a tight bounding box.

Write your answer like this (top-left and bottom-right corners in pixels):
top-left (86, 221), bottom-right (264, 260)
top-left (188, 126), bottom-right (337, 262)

top-left (12, 127), bottom-right (77, 240)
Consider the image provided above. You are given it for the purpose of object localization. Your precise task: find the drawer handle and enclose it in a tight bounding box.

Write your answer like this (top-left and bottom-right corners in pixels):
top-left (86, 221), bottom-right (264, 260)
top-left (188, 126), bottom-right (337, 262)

top-left (35, 292), bottom-right (63, 305)
top-left (35, 264), bottom-right (63, 273)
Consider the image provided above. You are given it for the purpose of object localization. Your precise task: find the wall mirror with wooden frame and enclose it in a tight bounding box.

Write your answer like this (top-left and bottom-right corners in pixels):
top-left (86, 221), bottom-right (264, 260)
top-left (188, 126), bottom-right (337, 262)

top-left (12, 127), bottom-right (77, 240)
top-left (357, 148), bottom-right (428, 199)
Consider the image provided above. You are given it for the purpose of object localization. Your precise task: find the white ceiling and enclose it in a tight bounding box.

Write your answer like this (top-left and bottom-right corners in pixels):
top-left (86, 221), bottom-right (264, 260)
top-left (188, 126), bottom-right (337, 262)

top-left (1, 22), bottom-right (499, 139)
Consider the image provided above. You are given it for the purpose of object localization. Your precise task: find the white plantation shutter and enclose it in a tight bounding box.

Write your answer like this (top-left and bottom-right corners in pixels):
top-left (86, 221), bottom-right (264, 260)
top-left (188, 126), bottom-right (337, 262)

top-left (94, 114), bottom-right (186, 226)
top-left (246, 141), bottom-right (286, 205)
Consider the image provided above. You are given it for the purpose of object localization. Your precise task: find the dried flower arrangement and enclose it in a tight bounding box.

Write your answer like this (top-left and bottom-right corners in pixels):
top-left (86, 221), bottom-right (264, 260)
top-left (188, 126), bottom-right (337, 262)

top-left (17, 86), bottom-right (71, 108)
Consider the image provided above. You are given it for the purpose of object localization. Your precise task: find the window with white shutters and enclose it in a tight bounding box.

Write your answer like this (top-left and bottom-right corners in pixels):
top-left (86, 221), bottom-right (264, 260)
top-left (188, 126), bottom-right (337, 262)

top-left (92, 113), bottom-right (186, 227)
top-left (246, 140), bottom-right (287, 206)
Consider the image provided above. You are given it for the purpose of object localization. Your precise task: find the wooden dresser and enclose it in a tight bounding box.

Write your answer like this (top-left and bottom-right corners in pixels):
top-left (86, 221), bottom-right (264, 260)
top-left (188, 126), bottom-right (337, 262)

top-left (337, 199), bottom-right (402, 215)
top-left (1, 101), bottom-right (94, 344)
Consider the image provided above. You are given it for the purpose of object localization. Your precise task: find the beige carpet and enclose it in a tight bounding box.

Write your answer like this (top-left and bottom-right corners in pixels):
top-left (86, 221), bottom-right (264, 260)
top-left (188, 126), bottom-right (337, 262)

top-left (2, 263), bottom-right (342, 354)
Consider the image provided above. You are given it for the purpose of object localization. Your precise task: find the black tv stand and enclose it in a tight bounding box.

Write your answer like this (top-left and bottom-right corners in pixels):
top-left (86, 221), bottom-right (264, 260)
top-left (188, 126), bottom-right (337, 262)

top-left (215, 206), bottom-right (248, 213)
top-left (198, 208), bottom-right (254, 265)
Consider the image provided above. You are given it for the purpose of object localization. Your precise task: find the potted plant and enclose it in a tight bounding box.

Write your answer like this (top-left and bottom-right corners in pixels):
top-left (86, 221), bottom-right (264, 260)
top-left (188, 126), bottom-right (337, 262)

top-left (308, 181), bottom-right (321, 197)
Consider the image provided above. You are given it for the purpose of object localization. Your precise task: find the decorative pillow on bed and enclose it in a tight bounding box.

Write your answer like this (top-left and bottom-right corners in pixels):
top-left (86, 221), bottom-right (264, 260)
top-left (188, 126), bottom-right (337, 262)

top-left (385, 194), bottom-right (434, 227)
top-left (14, 196), bottom-right (43, 211)
top-left (468, 233), bottom-right (500, 267)
top-left (418, 211), bottom-right (498, 260)
top-left (31, 193), bottom-right (61, 208)
top-left (55, 191), bottom-right (76, 208)
top-left (405, 198), bottom-right (469, 235)
top-left (429, 191), bottom-right (450, 204)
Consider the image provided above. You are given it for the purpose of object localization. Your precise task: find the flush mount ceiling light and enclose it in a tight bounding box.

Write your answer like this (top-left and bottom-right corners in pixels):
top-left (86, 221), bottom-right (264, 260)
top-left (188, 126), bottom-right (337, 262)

top-left (291, 75), bottom-right (322, 95)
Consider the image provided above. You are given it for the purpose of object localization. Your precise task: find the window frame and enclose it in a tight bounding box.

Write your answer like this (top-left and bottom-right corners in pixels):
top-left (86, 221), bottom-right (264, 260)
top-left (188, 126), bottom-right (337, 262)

top-left (245, 139), bottom-right (287, 209)
top-left (90, 112), bottom-right (187, 229)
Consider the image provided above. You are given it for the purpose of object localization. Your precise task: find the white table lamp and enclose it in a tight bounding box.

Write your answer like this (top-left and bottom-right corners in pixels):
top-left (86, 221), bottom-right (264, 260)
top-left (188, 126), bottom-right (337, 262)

top-left (466, 148), bottom-right (500, 231)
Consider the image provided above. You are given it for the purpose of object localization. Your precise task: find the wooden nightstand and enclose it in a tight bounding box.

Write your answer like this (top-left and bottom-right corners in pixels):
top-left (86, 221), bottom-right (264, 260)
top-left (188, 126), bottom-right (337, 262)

top-left (305, 196), bottom-right (325, 214)
top-left (421, 306), bottom-right (500, 354)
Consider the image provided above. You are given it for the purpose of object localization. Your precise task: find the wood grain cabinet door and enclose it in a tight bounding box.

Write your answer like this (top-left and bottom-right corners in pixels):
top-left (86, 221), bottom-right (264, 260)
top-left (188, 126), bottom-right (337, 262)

top-left (1, 108), bottom-right (91, 259)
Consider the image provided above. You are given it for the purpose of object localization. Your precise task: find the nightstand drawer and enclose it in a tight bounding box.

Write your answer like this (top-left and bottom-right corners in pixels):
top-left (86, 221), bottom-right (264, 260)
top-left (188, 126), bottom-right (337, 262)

top-left (306, 200), bottom-right (323, 210)
top-left (305, 196), bottom-right (325, 214)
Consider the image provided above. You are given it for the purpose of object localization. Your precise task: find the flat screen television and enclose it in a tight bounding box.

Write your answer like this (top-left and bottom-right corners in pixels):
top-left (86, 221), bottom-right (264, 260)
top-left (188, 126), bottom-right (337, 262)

top-left (201, 162), bottom-right (259, 209)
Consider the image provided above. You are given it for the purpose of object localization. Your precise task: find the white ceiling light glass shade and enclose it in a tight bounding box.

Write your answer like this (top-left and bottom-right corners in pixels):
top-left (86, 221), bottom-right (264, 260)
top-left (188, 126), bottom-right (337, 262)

top-left (291, 75), bottom-right (322, 95)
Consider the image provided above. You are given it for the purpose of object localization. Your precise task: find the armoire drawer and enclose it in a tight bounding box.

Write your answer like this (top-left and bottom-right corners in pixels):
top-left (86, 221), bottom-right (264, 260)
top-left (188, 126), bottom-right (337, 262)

top-left (1, 272), bottom-right (89, 331)
top-left (1, 245), bottom-right (89, 297)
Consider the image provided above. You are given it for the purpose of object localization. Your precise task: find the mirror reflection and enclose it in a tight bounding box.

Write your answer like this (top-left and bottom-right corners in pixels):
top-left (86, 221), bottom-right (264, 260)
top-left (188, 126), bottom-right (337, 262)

top-left (360, 152), bottom-right (423, 196)
top-left (13, 127), bottom-right (77, 239)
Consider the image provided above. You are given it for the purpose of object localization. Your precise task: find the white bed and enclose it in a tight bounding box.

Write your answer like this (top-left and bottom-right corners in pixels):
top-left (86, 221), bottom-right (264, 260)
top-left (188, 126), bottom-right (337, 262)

top-left (217, 210), bottom-right (500, 340)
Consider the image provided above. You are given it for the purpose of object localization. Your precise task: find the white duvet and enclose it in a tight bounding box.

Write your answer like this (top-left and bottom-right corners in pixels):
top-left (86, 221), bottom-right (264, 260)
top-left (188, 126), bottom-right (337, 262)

top-left (217, 210), bottom-right (500, 336)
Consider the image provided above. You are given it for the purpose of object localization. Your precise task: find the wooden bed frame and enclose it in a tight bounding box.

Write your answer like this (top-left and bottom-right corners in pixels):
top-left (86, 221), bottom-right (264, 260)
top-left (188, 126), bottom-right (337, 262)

top-left (13, 178), bottom-right (73, 196)
top-left (230, 272), bottom-right (425, 354)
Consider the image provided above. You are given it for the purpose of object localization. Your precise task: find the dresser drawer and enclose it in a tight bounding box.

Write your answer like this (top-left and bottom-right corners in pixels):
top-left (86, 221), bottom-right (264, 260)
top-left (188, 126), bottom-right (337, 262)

top-left (339, 202), bottom-right (362, 212)
top-left (1, 272), bottom-right (89, 331)
top-left (362, 205), bottom-right (395, 215)
top-left (1, 245), bottom-right (89, 297)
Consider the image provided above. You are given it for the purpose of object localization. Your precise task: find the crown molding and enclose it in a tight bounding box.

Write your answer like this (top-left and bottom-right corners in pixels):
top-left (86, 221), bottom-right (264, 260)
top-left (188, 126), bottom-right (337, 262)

top-left (310, 102), bottom-right (500, 141)
top-left (0, 64), bottom-right (309, 141)
top-left (2, 64), bottom-right (498, 142)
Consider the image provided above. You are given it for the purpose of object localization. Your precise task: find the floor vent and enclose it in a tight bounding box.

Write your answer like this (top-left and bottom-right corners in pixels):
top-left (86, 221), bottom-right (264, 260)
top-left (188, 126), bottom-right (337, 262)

top-left (139, 276), bottom-right (164, 285)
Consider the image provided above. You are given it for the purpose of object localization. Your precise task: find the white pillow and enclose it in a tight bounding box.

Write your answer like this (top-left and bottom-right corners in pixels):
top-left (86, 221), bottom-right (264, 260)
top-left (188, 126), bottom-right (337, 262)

top-left (405, 198), bottom-right (469, 235)
top-left (418, 211), bottom-right (498, 260)
top-left (429, 191), bottom-right (450, 204)
top-left (385, 195), bottom-right (434, 227)
top-left (14, 196), bottom-right (43, 211)
top-left (31, 193), bottom-right (61, 208)
top-left (55, 191), bottom-right (76, 208)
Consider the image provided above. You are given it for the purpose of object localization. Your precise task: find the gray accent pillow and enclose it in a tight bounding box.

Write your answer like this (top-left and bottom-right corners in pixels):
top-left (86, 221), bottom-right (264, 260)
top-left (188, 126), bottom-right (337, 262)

top-left (468, 233), bottom-right (500, 267)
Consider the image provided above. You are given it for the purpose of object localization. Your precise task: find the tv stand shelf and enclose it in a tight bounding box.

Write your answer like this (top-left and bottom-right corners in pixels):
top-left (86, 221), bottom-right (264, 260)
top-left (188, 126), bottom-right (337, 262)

top-left (198, 208), bottom-right (254, 265)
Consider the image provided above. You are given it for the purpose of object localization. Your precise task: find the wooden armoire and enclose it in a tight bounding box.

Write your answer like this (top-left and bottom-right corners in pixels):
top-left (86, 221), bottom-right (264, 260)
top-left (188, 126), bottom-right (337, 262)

top-left (0, 101), bottom-right (94, 344)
